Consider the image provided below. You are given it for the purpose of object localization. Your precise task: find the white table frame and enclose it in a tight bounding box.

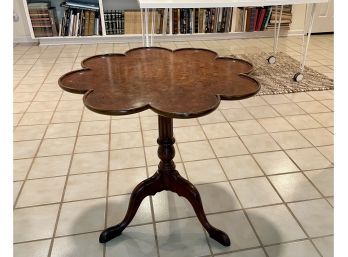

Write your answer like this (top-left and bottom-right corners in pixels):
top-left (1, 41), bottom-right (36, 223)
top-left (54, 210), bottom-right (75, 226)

top-left (137, 0), bottom-right (328, 81)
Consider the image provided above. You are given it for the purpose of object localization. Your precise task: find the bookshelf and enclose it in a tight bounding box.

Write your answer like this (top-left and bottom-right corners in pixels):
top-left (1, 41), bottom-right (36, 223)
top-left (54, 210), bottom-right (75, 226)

top-left (24, 0), bottom-right (104, 38)
top-left (22, 0), bottom-right (305, 44)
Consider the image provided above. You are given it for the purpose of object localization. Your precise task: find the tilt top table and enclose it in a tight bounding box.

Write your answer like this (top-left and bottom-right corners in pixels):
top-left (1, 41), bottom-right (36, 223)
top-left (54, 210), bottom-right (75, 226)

top-left (58, 47), bottom-right (260, 247)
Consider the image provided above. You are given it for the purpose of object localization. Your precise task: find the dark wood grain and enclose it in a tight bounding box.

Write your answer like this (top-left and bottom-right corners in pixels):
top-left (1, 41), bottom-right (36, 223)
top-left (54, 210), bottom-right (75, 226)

top-left (58, 47), bottom-right (260, 119)
top-left (99, 116), bottom-right (230, 246)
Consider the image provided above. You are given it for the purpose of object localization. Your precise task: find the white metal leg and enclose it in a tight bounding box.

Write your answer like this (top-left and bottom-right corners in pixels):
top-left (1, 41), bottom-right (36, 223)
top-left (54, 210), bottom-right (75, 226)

top-left (141, 9), bottom-right (145, 46)
top-left (273, 5), bottom-right (283, 55)
top-left (169, 9), bottom-right (173, 35)
top-left (151, 9), bottom-right (155, 46)
top-left (141, 8), bottom-right (155, 47)
top-left (300, 4), bottom-right (309, 66)
top-left (272, 5), bottom-right (278, 53)
top-left (268, 5), bottom-right (283, 64)
top-left (293, 3), bottom-right (318, 82)
top-left (163, 8), bottom-right (169, 35)
top-left (145, 8), bottom-right (149, 47)
top-left (300, 3), bottom-right (318, 72)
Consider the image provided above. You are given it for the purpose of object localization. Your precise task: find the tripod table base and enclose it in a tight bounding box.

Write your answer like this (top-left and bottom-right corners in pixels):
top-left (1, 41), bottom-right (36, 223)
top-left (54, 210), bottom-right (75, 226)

top-left (99, 115), bottom-right (230, 247)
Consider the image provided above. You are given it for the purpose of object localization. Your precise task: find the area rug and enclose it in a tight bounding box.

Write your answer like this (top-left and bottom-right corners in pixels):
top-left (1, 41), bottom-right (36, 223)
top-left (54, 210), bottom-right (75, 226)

top-left (232, 52), bottom-right (334, 95)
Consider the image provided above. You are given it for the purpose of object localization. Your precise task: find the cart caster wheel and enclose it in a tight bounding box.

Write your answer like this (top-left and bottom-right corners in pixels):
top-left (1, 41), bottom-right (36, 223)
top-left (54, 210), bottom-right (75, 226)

top-left (293, 72), bottom-right (304, 82)
top-left (267, 56), bottom-right (276, 64)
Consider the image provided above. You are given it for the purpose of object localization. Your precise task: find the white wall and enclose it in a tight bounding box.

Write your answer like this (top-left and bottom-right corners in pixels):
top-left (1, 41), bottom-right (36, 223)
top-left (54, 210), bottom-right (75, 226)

top-left (291, 4), bottom-right (307, 31)
top-left (13, 0), bottom-right (36, 43)
top-left (290, 3), bottom-right (334, 33)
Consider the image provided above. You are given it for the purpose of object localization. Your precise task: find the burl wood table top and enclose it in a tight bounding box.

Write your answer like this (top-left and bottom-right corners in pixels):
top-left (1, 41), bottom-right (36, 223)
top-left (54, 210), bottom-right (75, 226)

top-left (58, 47), bottom-right (260, 119)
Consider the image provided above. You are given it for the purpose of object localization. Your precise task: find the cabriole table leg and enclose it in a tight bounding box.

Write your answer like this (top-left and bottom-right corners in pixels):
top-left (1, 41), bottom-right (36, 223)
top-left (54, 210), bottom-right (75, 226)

top-left (99, 115), bottom-right (230, 247)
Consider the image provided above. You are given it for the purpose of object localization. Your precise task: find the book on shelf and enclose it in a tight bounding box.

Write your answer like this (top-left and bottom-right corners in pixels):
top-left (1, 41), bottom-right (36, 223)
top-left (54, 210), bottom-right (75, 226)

top-left (245, 8), bottom-right (251, 32)
top-left (60, 1), bottom-right (99, 11)
top-left (255, 7), bottom-right (264, 31)
top-left (253, 8), bottom-right (259, 31)
top-left (162, 9), bottom-right (169, 34)
top-left (59, 2), bottom-right (101, 37)
top-left (230, 8), bottom-right (237, 32)
top-left (124, 10), bottom-right (140, 34)
top-left (83, 10), bottom-right (90, 36)
top-left (261, 7), bottom-right (272, 31)
top-left (88, 11), bottom-right (95, 36)
top-left (27, 1), bottom-right (59, 37)
top-left (265, 5), bottom-right (292, 30)
top-left (104, 10), bottom-right (125, 35)
top-left (123, 9), bottom-right (163, 35)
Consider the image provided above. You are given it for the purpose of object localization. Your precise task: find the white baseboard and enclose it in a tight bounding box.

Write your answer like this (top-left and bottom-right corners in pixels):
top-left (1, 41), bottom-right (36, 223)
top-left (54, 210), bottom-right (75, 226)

top-left (38, 30), bottom-right (305, 45)
top-left (13, 35), bottom-right (38, 44)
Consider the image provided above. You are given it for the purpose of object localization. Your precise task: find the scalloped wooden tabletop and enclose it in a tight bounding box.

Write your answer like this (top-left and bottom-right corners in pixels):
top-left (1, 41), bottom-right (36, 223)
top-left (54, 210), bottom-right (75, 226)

top-left (59, 47), bottom-right (260, 118)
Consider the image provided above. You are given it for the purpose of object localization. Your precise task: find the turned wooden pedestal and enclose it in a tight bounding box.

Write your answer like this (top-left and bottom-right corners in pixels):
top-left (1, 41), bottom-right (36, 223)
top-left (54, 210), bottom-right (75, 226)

top-left (99, 115), bottom-right (230, 246)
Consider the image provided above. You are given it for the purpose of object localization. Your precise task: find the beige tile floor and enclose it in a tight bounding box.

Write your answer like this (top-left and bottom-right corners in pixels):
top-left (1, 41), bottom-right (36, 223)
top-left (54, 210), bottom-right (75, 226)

top-left (13, 34), bottom-right (333, 257)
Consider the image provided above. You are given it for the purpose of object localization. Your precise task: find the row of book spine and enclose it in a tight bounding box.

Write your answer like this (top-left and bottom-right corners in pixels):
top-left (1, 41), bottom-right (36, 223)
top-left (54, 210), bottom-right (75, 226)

top-left (236, 5), bottom-right (292, 32)
top-left (104, 10), bottom-right (163, 35)
top-left (173, 8), bottom-right (234, 34)
top-left (28, 5), bottom-right (292, 37)
top-left (104, 10), bottom-right (124, 35)
top-left (59, 8), bottom-right (101, 36)
top-left (124, 10), bottom-right (163, 35)
top-left (101, 7), bottom-right (292, 36)
top-left (265, 5), bottom-right (292, 30)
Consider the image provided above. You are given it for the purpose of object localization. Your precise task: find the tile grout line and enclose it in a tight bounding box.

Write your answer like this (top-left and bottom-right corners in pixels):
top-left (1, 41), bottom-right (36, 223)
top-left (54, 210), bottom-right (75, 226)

top-left (197, 116), bottom-right (271, 257)
top-left (12, 39), bottom-right (334, 256)
top-left (15, 79), bottom-right (68, 128)
top-left (253, 98), bottom-right (334, 250)
top-left (13, 48), bottom-right (57, 132)
top-left (13, 45), bottom-right (45, 91)
top-left (218, 115), bottom-right (290, 256)
top-left (139, 114), bottom-right (161, 257)
top-left (241, 117), bottom-right (327, 257)
top-left (212, 245), bottom-right (266, 256)
top-left (211, 235), bottom-right (332, 256)
top-left (237, 95), bottom-right (334, 173)
top-left (12, 121), bottom-right (334, 203)
top-left (102, 114), bottom-right (112, 257)
top-left (14, 158), bottom-right (333, 210)
top-left (13, 45), bottom-right (66, 208)
top-left (14, 57), bottom-right (57, 93)
top-left (301, 170), bottom-right (334, 207)
top-left (13, 193), bottom-right (332, 219)
top-left (12, 104), bottom-right (333, 141)
top-left (216, 100), bottom-right (329, 253)
top-left (13, 151), bottom-right (333, 182)
top-left (13, 45), bottom-right (32, 64)
top-left (13, 45), bottom-right (67, 256)
top-left (46, 44), bottom-right (85, 257)
top-left (191, 111), bottom-right (237, 256)
top-left (257, 117), bottom-right (335, 208)
top-left (308, 112), bottom-right (334, 128)
top-left (172, 118), bottom-right (215, 256)
top-left (254, 108), bottom-right (333, 166)
top-left (13, 216), bottom-right (334, 246)
top-left (173, 122), bottom-right (197, 180)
